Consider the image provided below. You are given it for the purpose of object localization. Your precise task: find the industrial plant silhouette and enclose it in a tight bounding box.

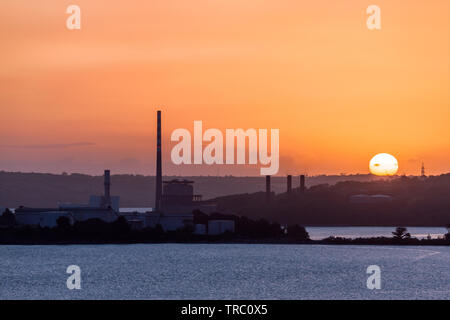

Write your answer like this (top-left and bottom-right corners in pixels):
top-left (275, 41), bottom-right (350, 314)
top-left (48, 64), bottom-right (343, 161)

top-left (0, 111), bottom-right (449, 245)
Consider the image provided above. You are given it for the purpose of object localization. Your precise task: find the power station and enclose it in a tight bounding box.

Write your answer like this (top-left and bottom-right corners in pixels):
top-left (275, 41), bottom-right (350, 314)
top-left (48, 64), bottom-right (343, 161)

top-left (12, 110), bottom-right (220, 233)
top-left (10, 110), bottom-right (307, 233)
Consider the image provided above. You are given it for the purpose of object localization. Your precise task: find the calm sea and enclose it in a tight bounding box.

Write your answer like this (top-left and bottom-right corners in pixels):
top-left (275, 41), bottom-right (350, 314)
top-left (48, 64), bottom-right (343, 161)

top-left (0, 243), bottom-right (449, 300)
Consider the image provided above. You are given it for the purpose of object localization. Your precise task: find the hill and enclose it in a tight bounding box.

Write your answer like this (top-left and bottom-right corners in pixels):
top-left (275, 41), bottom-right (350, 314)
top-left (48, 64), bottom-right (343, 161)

top-left (214, 174), bottom-right (450, 226)
top-left (0, 171), bottom-right (378, 208)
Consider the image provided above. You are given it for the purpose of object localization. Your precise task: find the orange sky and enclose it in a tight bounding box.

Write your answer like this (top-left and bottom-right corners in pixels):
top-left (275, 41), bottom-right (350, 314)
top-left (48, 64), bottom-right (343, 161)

top-left (1, 0), bottom-right (449, 176)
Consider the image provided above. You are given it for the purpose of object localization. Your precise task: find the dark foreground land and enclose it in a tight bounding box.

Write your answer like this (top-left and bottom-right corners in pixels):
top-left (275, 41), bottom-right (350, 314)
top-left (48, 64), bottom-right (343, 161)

top-left (1, 214), bottom-right (449, 246)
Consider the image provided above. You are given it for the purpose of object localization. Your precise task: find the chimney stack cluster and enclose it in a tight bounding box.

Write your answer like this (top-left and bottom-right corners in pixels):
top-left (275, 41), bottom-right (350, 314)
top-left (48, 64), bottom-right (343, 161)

top-left (265, 174), bottom-right (307, 202)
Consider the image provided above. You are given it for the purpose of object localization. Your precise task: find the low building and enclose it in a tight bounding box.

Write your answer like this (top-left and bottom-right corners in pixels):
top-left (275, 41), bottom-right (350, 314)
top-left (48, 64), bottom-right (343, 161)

top-left (14, 207), bottom-right (74, 228)
top-left (15, 207), bottom-right (57, 227)
top-left (60, 205), bottom-right (118, 223)
top-left (194, 224), bottom-right (207, 235)
top-left (208, 220), bottom-right (235, 235)
top-left (39, 211), bottom-right (73, 228)
top-left (118, 211), bottom-right (147, 228)
top-left (161, 179), bottom-right (216, 214)
top-left (148, 179), bottom-right (217, 232)
top-left (89, 195), bottom-right (120, 212)
top-left (146, 212), bottom-right (194, 231)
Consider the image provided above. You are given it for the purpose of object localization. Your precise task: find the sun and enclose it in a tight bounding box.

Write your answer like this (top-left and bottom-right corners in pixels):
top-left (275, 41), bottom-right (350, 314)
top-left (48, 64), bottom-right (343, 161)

top-left (369, 153), bottom-right (399, 176)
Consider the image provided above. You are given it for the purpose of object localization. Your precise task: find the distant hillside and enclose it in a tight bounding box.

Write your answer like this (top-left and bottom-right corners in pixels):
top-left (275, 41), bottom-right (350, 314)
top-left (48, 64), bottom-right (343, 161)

top-left (214, 174), bottom-right (450, 227)
top-left (0, 171), bottom-right (379, 208)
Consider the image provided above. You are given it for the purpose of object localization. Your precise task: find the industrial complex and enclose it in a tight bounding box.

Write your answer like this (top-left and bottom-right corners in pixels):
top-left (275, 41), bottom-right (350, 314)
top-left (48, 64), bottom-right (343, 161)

top-left (7, 111), bottom-right (312, 235)
top-left (11, 111), bottom-right (227, 235)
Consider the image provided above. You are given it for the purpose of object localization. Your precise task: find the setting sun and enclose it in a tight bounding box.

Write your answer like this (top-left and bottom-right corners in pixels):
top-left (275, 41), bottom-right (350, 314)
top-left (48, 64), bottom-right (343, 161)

top-left (369, 153), bottom-right (399, 176)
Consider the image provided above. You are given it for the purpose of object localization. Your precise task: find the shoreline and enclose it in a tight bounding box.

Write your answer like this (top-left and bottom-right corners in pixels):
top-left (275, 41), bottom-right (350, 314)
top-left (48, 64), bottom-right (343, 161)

top-left (1, 238), bottom-right (448, 246)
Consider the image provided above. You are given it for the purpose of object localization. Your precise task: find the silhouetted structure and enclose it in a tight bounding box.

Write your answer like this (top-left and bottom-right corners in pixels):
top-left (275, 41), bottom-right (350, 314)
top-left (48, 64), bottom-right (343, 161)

top-left (421, 162), bottom-right (426, 177)
top-left (102, 170), bottom-right (111, 208)
top-left (90, 171), bottom-right (120, 211)
top-left (266, 175), bottom-right (271, 203)
top-left (287, 175), bottom-right (292, 194)
top-left (145, 111), bottom-right (217, 231)
top-left (161, 179), bottom-right (214, 213)
top-left (300, 175), bottom-right (306, 193)
top-left (392, 227), bottom-right (411, 240)
top-left (155, 110), bottom-right (162, 211)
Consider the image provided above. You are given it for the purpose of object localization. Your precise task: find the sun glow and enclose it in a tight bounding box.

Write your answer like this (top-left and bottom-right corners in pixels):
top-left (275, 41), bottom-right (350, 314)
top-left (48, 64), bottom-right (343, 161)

top-left (369, 153), bottom-right (399, 176)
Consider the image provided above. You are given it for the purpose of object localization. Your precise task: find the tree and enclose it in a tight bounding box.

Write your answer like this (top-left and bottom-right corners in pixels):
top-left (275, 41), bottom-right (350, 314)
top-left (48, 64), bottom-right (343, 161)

top-left (0, 208), bottom-right (16, 227)
top-left (111, 216), bottom-right (131, 234)
top-left (56, 216), bottom-right (72, 231)
top-left (287, 225), bottom-right (310, 241)
top-left (392, 227), bottom-right (411, 240)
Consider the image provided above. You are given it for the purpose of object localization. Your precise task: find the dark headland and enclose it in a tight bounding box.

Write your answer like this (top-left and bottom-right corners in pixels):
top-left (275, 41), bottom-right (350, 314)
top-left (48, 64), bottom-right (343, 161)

top-left (0, 172), bottom-right (449, 245)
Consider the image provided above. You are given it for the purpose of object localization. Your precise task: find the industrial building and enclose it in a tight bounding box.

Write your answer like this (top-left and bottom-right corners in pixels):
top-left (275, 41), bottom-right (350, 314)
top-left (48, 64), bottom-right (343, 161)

top-left (142, 111), bottom-right (218, 231)
top-left (12, 110), bottom-right (227, 234)
top-left (14, 169), bottom-right (120, 228)
top-left (208, 220), bottom-right (235, 235)
top-left (144, 179), bottom-right (217, 231)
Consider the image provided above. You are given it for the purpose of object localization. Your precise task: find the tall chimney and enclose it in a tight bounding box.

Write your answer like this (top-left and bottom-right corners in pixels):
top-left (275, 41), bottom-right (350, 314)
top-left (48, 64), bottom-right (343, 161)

top-left (266, 175), bottom-right (271, 203)
top-left (300, 175), bottom-right (305, 193)
top-left (104, 169), bottom-right (111, 207)
top-left (287, 175), bottom-right (292, 194)
top-left (155, 110), bottom-right (162, 211)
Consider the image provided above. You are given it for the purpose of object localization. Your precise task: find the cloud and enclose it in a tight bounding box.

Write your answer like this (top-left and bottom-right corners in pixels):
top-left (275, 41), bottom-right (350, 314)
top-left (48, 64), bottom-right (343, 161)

top-left (0, 142), bottom-right (96, 149)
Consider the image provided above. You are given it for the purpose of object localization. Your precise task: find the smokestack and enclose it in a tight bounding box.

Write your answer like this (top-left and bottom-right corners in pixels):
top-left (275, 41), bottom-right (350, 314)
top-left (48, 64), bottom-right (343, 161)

top-left (155, 110), bottom-right (162, 211)
top-left (287, 175), bottom-right (292, 194)
top-left (104, 169), bottom-right (111, 207)
top-left (266, 175), bottom-right (271, 203)
top-left (300, 175), bottom-right (305, 193)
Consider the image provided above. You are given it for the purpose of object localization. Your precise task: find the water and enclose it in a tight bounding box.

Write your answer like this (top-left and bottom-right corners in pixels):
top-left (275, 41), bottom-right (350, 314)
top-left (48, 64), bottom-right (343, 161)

top-left (307, 227), bottom-right (447, 240)
top-left (0, 243), bottom-right (449, 300)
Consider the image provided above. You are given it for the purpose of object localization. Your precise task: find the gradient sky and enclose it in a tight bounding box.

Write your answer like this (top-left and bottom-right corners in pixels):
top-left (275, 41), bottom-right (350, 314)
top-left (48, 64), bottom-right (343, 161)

top-left (1, 0), bottom-right (450, 176)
